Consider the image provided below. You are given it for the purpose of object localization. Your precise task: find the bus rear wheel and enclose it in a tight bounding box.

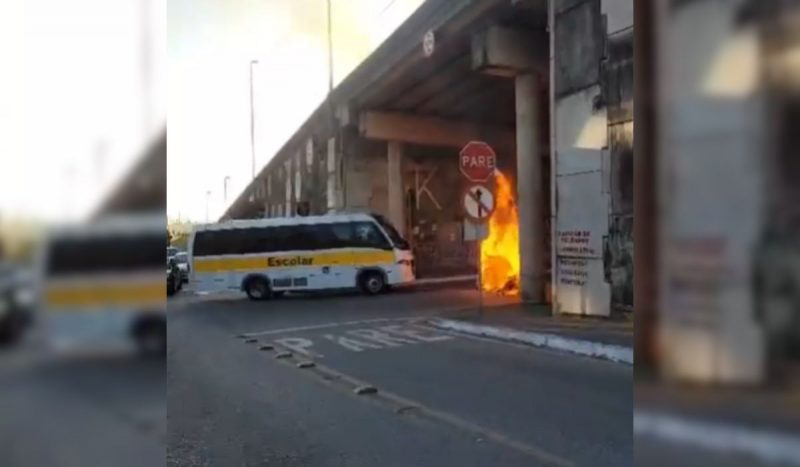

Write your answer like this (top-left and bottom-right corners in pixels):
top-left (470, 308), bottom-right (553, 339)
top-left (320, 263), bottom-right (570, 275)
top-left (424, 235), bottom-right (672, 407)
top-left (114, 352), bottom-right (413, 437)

top-left (244, 277), bottom-right (272, 301)
top-left (359, 271), bottom-right (386, 295)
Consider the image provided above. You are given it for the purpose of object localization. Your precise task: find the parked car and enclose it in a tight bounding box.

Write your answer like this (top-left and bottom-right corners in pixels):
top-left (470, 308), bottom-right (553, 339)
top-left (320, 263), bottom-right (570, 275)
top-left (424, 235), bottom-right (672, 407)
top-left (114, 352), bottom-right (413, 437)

top-left (0, 263), bottom-right (34, 347)
top-left (174, 252), bottom-right (189, 283)
top-left (167, 256), bottom-right (182, 296)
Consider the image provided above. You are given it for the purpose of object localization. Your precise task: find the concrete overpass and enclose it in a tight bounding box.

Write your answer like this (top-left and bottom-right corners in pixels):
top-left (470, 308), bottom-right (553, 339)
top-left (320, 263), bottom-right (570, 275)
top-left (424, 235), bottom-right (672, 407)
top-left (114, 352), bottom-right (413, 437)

top-left (223, 0), bottom-right (634, 318)
top-left (93, 128), bottom-right (167, 218)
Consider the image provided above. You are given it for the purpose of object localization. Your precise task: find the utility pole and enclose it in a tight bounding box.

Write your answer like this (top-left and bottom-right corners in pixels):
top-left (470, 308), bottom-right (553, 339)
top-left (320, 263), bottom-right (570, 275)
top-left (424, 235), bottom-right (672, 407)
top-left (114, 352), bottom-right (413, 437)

top-left (249, 59), bottom-right (259, 180)
top-left (326, 0), bottom-right (334, 98)
top-left (326, 0), bottom-right (345, 208)
top-left (63, 163), bottom-right (75, 222)
top-left (140, 0), bottom-right (152, 138)
top-left (205, 191), bottom-right (210, 223)
top-left (95, 140), bottom-right (107, 186)
top-left (224, 176), bottom-right (231, 203)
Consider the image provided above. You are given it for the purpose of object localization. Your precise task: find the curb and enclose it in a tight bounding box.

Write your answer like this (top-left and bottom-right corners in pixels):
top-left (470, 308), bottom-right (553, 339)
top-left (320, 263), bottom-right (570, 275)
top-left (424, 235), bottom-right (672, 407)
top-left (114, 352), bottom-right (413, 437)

top-left (428, 319), bottom-right (633, 365)
top-left (634, 410), bottom-right (800, 465)
top-left (413, 275), bottom-right (476, 285)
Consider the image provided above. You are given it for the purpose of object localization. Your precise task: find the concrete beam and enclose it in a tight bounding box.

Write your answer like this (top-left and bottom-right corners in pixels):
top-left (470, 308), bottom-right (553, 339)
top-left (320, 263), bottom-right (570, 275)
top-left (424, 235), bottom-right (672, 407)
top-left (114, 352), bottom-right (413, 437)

top-left (359, 111), bottom-right (515, 155)
top-left (471, 26), bottom-right (547, 77)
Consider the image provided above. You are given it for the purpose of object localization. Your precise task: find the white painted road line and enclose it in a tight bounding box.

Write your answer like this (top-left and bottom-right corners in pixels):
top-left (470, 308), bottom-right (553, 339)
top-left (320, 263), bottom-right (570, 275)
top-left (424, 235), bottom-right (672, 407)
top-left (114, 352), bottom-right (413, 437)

top-left (428, 319), bottom-right (633, 365)
top-left (634, 410), bottom-right (800, 465)
top-left (240, 314), bottom-right (458, 338)
top-left (273, 337), bottom-right (324, 358)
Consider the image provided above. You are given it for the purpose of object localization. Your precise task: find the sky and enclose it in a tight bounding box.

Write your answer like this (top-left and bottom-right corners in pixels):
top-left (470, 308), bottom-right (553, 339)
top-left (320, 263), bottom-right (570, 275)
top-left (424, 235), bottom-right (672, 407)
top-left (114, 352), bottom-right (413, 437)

top-left (168, 0), bottom-right (425, 222)
top-left (0, 0), bottom-right (166, 224)
top-left (0, 0), bottom-right (422, 225)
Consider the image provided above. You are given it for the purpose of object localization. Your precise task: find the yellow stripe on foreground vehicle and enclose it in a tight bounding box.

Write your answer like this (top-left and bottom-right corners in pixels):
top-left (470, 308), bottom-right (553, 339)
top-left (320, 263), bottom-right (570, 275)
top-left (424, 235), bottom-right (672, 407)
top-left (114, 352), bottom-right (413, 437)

top-left (44, 280), bottom-right (165, 308)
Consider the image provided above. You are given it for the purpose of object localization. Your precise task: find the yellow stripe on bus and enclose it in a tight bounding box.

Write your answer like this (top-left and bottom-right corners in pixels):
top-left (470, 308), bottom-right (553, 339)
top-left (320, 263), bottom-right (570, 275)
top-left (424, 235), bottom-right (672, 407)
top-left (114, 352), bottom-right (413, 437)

top-left (192, 250), bottom-right (396, 273)
top-left (45, 282), bottom-right (166, 308)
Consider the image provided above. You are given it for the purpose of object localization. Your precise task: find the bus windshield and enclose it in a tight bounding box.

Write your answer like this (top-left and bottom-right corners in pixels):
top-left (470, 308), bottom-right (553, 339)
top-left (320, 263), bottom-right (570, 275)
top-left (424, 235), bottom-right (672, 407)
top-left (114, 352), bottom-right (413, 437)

top-left (372, 215), bottom-right (410, 250)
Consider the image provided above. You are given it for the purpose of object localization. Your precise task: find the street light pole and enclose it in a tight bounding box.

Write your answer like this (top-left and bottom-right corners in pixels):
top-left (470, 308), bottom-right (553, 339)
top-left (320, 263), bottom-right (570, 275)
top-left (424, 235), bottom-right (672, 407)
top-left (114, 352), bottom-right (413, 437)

top-left (205, 191), bottom-right (210, 223)
top-left (224, 176), bottom-right (231, 203)
top-left (326, 0), bottom-right (334, 97)
top-left (249, 59), bottom-right (259, 180)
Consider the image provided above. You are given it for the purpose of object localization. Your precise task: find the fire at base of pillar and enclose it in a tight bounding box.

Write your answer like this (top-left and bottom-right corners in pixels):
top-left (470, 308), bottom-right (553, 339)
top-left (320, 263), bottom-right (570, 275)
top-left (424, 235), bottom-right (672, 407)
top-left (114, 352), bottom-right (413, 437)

top-left (480, 170), bottom-right (520, 295)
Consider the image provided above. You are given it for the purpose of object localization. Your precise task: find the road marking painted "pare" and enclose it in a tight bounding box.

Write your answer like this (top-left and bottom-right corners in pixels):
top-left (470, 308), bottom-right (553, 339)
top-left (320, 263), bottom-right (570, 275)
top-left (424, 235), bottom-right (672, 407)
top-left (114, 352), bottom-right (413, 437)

top-left (273, 324), bottom-right (452, 357)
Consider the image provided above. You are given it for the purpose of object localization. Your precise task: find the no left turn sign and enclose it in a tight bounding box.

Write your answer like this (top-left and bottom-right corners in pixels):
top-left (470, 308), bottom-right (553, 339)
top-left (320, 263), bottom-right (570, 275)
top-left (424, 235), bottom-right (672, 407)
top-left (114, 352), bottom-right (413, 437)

top-left (463, 185), bottom-right (494, 223)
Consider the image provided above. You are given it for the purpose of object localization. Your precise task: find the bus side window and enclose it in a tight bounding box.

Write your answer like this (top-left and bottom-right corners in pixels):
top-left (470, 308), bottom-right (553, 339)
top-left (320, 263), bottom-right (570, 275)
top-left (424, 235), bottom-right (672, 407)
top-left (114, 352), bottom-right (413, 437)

top-left (255, 227), bottom-right (276, 254)
top-left (237, 228), bottom-right (266, 255)
top-left (196, 230), bottom-right (231, 257)
top-left (310, 223), bottom-right (345, 250)
top-left (351, 222), bottom-right (391, 250)
top-left (193, 231), bottom-right (212, 257)
top-left (329, 223), bottom-right (355, 249)
top-left (268, 226), bottom-right (292, 253)
top-left (287, 225), bottom-right (319, 252)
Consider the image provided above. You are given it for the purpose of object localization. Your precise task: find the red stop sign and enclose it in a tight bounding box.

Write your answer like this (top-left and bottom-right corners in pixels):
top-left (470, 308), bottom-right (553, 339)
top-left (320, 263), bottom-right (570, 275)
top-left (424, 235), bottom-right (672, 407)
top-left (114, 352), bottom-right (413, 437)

top-left (459, 141), bottom-right (496, 182)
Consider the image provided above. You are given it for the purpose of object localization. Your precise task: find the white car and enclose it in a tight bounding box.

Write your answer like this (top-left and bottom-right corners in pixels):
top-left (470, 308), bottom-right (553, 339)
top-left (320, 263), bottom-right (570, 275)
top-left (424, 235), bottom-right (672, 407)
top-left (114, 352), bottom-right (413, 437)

top-left (174, 252), bottom-right (189, 283)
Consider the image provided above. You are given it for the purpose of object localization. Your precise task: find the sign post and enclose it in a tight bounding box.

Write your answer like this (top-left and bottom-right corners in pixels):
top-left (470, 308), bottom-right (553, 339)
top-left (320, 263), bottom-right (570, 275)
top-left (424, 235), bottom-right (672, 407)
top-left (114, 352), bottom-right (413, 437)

top-left (459, 141), bottom-right (497, 320)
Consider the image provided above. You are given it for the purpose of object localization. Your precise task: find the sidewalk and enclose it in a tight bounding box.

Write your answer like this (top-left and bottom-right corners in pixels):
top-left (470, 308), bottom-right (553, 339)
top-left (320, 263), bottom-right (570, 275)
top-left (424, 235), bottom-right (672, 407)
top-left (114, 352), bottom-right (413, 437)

top-left (427, 300), bottom-right (634, 364)
top-left (635, 376), bottom-right (800, 465)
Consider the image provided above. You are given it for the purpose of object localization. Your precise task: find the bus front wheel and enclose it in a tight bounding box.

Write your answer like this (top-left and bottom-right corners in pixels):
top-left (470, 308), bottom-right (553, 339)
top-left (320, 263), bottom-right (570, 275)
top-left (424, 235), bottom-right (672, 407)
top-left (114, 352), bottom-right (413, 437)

top-left (244, 277), bottom-right (272, 301)
top-left (359, 271), bottom-right (386, 295)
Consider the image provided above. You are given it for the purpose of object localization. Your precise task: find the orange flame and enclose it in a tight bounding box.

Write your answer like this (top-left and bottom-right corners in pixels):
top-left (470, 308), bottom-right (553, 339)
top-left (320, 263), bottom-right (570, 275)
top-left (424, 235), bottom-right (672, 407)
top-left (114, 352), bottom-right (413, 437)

top-left (480, 171), bottom-right (520, 294)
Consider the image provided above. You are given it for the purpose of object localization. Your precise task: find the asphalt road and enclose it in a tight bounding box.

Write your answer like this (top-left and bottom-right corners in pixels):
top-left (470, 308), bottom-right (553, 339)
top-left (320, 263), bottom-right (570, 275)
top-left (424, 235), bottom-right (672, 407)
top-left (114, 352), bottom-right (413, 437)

top-left (168, 286), bottom-right (633, 467)
top-left (0, 347), bottom-right (166, 467)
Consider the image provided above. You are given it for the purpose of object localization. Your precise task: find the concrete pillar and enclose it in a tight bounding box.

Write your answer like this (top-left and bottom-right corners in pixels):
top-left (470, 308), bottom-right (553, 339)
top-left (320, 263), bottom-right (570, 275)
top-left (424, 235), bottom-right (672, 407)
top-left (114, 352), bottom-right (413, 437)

top-left (387, 141), bottom-right (405, 235)
top-left (326, 137), bottom-right (338, 211)
top-left (515, 74), bottom-right (545, 303)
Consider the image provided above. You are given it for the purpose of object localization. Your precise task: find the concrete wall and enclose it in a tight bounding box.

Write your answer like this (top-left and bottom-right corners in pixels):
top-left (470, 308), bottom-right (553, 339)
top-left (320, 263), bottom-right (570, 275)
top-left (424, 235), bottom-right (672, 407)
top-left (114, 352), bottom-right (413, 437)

top-left (340, 134), bottom-right (489, 277)
top-left (654, 0), bottom-right (796, 382)
top-left (343, 134), bottom-right (389, 215)
top-left (551, 0), bottom-right (632, 316)
top-left (604, 14), bottom-right (634, 310)
top-left (404, 144), bottom-right (480, 277)
top-left (254, 134), bottom-right (334, 218)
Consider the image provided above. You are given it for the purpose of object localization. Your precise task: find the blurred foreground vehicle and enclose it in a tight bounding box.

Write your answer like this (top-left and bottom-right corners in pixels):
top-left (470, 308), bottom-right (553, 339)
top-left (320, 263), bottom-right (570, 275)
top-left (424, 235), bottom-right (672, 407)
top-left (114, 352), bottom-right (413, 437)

top-left (36, 214), bottom-right (166, 357)
top-left (0, 263), bottom-right (34, 347)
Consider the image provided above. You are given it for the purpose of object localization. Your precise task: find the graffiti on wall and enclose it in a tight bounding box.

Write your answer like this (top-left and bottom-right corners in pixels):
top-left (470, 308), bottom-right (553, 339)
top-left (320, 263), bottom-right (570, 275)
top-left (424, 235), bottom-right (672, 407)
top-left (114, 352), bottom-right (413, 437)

top-left (413, 167), bottom-right (441, 211)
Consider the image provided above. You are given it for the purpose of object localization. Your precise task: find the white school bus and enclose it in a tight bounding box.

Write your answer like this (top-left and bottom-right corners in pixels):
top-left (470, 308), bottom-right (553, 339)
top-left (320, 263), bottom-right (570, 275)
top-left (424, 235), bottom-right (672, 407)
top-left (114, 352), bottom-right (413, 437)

top-left (36, 214), bottom-right (166, 356)
top-left (189, 212), bottom-right (415, 299)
